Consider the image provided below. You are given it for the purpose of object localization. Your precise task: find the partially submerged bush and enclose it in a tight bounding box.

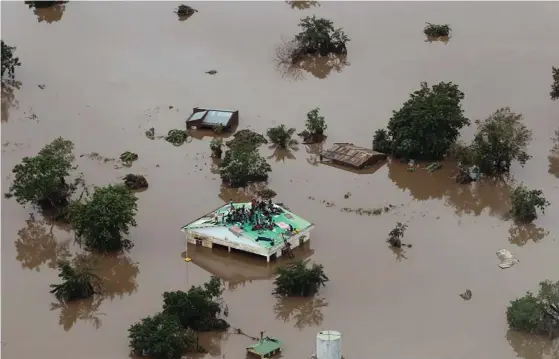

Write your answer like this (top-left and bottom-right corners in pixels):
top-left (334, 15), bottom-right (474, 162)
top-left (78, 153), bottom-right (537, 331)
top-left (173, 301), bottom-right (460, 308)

top-left (551, 66), bottom-right (559, 101)
top-left (1, 40), bottom-right (22, 79)
top-left (376, 81), bottom-right (469, 160)
top-left (119, 151), bottom-right (138, 166)
top-left (289, 16), bottom-right (349, 60)
top-left (25, 1), bottom-right (64, 8)
top-left (509, 184), bottom-right (550, 223)
top-left (219, 145), bottom-right (272, 187)
top-left (286, 1), bottom-right (320, 10)
top-left (69, 184), bottom-right (138, 252)
top-left (507, 280), bottom-right (559, 339)
top-left (267, 124), bottom-right (298, 149)
top-left (165, 129), bottom-right (188, 146)
top-left (8, 137), bottom-right (83, 216)
top-left (257, 188), bottom-right (277, 199)
top-left (372, 129), bottom-right (392, 154)
top-left (129, 313), bottom-right (201, 359)
top-left (210, 138), bottom-right (223, 159)
top-left (226, 129), bottom-right (267, 149)
top-left (162, 276), bottom-right (229, 331)
top-left (387, 222), bottom-right (407, 248)
top-left (50, 260), bottom-right (99, 302)
top-left (299, 108), bottom-right (327, 143)
top-left (175, 4), bottom-right (197, 20)
top-left (273, 260), bottom-right (328, 297)
top-left (423, 22), bottom-right (451, 38)
top-left (123, 174), bottom-right (148, 190)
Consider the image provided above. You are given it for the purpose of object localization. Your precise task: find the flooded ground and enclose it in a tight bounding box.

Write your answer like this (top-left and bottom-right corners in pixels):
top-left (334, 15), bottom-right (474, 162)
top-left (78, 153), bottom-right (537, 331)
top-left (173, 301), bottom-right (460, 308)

top-left (2, 2), bottom-right (559, 359)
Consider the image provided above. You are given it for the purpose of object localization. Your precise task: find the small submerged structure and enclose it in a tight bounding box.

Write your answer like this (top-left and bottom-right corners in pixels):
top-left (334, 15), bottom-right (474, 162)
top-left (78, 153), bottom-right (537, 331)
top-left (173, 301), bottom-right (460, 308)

top-left (186, 107), bottom-right (239, 131)
top-left (182, 201), bottom-right (314, 262)
top-left (247, 337), bottom-right (284, 358)
top-left (320, 143), bottom-right (387, 170)
top-left (314, 331), bottom-right (342, 359)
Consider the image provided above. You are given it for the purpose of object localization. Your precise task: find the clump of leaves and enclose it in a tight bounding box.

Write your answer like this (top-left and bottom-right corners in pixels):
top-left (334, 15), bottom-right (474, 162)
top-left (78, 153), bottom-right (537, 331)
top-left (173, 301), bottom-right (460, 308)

top-left (162, 276), bottom-right (229, 331)
top-left (175, 4), bottom-right (197, 19)
top-left (273, 260), bottom-right (329, 297)
top-left (298, 108), bottom-right (327, 144)
top-left (69, 184), bottom-right (138, 252)
top-left (123, 174), bottom-right (148, 190)
top-left (454, 108), bottom-right (532, 177)
top-left (509, 184), bottom-right (550, 223)
top-left (294, 16), bottom-right (350, 57)
top-left (226, 129), bottom-right (268, 150)
top-left (120, 152), bottom-right (138, 167)
top-left (129, 312), bottom-right (202, 359)
top-left (372, 128), bottom-right (392, 154)
top-left (210, 138), bottom-right (223, 159)
top-left (8, 137), bottom-right (83, 216)
top-left (267, 124), bottom-right (298, 149)
top-left (507, 280), bottom-right (559, 339)
top-left (213, 124), bottom-right (224, 134)
top-left (25, 1), bottom-right (63, 9)
top-left (145, 127), bottom-right (155, 140)
top-left (387, 222), bottom-right (407, 248)
top-left (165, 129), bottom-right (188, 146)
top-left (551, 66), bottom-right (559, 101)
top-left (286, 1), bottom-right (320, 10)
top-left (423, 22), bottom-right (451, 38)
top-left (1, 40), bottom-right (22, 79)
top-left (376, 81), bottom-right (469, 160)
top-left (219, 145), bottom-right (272, 187)
top-left (49, 260), bottom-right (99, 302)
top-left (257, 188), bottom-right (277, 199)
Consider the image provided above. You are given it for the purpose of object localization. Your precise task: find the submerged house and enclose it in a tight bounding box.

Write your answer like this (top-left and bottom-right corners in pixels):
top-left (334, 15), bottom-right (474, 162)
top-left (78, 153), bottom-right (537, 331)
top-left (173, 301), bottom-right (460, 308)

top-left (181, 202), bottom-right (314, 262)
top-left (320, 143), bottom-right (387, 170)
top-left (186, 107), bottom-right (239, 131)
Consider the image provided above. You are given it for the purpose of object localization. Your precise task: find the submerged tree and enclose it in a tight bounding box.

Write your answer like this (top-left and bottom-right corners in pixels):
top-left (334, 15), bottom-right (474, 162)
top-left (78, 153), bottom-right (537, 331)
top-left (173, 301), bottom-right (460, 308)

top-left (210, 138), bottom-right (223, 159)
top-left (294, 16), bottom-right (349, 56)
top-left (509, 184), bottom-right (550, 223)
top-left (298, 107), bottom-right (327, 143)
top-left (69, 184), bottom-right (138, 252)
top-left (1, 40), bottom-right (22, 79)
top-left (129, 312), bottom-right (201, 359)
top-left (219, 145), bottom-right (272, 187)
top-left (551, 66), bottom-right (559, 101)
top-left (423, 22), bottom-right (451, 38)
top-left (374, 81), bottom-right (469, 160)
top-left (175, 4), bottom-right (198, 21)
top-left (8, 137), bottom-right (83, 217)
top-left (267, 124), bottom-right (298, 149)
top-left (273, 260), bottom-right (328, 297)
top-left (387, 222), bottom-right (408, 248)
top-left (49, 260), bottom-right (99, 302)
top-left (507, 280), bottom-right (559, 339)
top-left (162, 276), bottom-right (230, 331)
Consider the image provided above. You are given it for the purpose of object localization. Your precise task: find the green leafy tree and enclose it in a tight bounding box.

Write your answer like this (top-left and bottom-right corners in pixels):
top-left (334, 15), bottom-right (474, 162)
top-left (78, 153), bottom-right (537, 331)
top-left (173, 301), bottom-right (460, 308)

top-left (372, 128), bottom-right (392, 153)
top-left (267, 124), bottom-right (298, 149)
top-left (129, 312), bottom-right (201, 359)
top-left (8, 138), bottom-right (82, 215)
top-left (299, 107), bottom-right (327, 143)
top-left (162, 276), bottom-right (229, 331)
top-left (378, 81), bottom-right (469, 160)
top-left (210, 138), bottom-right (223, 158)
top-left (509, 184), bottom-right (550, 223)
top-left (507, 280), bottom-right (559, 339)
top-left (551, 66), bottom-right (559, 100)
top-left (69, 184), bottom-right (138, 252)
top-left (273, 260), bottom-right (329, 297)
top-left (49, 260), bottom-right (99, 302)
top-left (1, 40), bottom-right (22, 79)
top-left (423, 23), bottom-right (451, 38)
top-left (219, 145), bottom-right (272, 187)
top-left (294, 16), bottom-right (350, 56)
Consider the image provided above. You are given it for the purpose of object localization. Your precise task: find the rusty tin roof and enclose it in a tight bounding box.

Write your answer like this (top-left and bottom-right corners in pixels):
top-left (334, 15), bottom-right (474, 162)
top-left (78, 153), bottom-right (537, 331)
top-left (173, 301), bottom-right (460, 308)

top-left (320, 143), bottom-right (386, 168)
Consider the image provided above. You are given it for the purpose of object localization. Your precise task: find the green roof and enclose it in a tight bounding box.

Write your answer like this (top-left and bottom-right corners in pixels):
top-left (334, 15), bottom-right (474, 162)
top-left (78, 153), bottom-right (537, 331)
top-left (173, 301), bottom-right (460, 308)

top-left (247, 338), bottom-right (283, 356)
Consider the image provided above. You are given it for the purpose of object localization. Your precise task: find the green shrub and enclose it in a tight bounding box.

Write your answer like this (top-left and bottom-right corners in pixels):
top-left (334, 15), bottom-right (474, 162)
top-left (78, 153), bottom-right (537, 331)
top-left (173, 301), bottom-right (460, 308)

top-left (273, 260), bottom-right (328, 297)
top-left (509, 184), bottom-right (549, 223)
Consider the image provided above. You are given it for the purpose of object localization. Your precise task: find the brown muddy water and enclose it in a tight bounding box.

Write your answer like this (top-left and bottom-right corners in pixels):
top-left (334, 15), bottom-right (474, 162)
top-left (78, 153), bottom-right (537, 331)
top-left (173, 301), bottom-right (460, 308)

top-left (1, 2), bottom-right (559, 359)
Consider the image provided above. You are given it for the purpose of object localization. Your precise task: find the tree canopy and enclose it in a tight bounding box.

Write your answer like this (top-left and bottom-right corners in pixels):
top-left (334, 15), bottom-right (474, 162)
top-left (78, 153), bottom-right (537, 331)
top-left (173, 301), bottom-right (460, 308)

top-left (8, 137), bottom-right (82, 216)
top-left (1, 40), bottom-right (21, 79)
top-left (551, 66), bottom-right (559, 101)
top-left (49, 260), bottom-right (99, 302)
top-left (294, 16), bottom-right (350, 56)
top-left (373, 81), bottom-right (469, 160)
top-left (219, 144), bottom-right (272, 187)
top-left (273, 260), bottom-right (328, 297)
top-left (69, 184), bottom-right (138, 252)
top-left (509, 184), bottom-right (550, 223)
top-left (129, 312), bottom-right (200, 359)
top-left (299, 107), bottom-right (327, 143)
top-left (267, 124), bottom-right (298, 149)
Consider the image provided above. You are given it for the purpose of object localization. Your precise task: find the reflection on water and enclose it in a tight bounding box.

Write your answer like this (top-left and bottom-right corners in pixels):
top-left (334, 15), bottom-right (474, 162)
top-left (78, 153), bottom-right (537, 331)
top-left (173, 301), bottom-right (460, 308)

top-left (274, 296), bottom-right (327, 329)
top-left (305, 143), bottom-right (324, 166)
top-left (219, 183), bottom-right (269, 203)
top-left (390, 246), bottom-right (408, 261)
top-left (506, 330), bottom-right (559, 359)
top-left (50, 296), bottom-right (105, 331)
top-left (285, 1), bottom-right (320, 10)
top-left (267, 145), bottom-right (297, 163)
top-left (26, 1), bottom-right (67, 23)
top-left (277, 54), bottom-right (350, 80)
top-left (508, 223), bottom-right (550, 247)
top-left (14, 218), bottom-right (71, 271)
top-left (425, 36), bottom-right (450, 44)
top-left (1, 80), bottom-right (22, 123)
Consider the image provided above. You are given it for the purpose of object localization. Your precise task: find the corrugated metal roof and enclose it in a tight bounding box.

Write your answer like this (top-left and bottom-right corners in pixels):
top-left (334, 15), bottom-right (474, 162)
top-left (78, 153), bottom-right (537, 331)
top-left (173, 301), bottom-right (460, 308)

top-left (189, 111), bottom-right (206, 121)
top-left (320, 143), bottom-right (386, 168)
top-left (202, 110), bottom-right (233, 126)
top-left (247, 338), bottom-right (283, 356)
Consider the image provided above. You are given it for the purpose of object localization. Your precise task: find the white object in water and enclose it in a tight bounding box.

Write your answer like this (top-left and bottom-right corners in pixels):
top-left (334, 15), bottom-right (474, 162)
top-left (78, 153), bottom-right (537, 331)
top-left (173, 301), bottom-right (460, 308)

top-left (496, 249), bottom-right (519, 269)
top-left (316, 330), bottom-right (342, 359)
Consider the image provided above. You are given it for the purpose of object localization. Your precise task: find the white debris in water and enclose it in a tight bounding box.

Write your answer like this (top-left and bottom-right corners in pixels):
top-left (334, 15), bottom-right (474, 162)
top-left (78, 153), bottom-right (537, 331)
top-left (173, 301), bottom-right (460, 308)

top-left (496, 249), bottom-right (519, 269)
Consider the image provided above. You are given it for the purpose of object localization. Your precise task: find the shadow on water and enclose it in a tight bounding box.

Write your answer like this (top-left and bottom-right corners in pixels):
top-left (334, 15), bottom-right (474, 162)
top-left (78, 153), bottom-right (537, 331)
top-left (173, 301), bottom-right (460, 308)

top-left (390, 246), bottom-right (409, 261)
top-left (506, 329), bottom-right (559, 359)
top-left (25, 1), bottom-right (67, 23)
top-left (277, 54), bottom-right (350, 80)
top-left (388, 160), bottom-right (511, 217)
top-left (274, 296), bottom-right (327, 329)
top-left (267, 145), bottom-right (297, 163)
top-left (187, 126), bottom-right (238, 141)
top-left (425, 35), bottom-right (450, 44)
top-left (508, 222), bottom-right (550, 247)
top-left (1, 80), bottom-right (22, 123)
top-left (14, 218), bottom-right (71, 271)
top-left (285, 1), bottom-right (320, 10)
top-left (50, 296), bottom-right (105, 331)
top-left (305, 143), bottom-right (324, 166)
top-left (218, 182), bottom-right (270, 203)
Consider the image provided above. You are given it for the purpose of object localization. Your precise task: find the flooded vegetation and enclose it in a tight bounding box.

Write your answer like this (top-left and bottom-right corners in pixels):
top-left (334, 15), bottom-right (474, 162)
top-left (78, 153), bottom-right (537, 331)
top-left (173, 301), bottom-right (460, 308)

top-left (2, 2), bottom-right (559, 359)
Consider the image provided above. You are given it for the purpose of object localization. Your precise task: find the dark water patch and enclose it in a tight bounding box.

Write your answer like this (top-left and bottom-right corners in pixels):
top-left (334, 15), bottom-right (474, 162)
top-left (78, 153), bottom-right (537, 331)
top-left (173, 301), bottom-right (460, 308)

top-left (50, 296), bottom-right (105, 331)
top-left (506, 329), bottom-right (559, 359)
top-left (508, 223), bottom-right (550, 247)
top-left (274, 296), bottom-right (327, 329)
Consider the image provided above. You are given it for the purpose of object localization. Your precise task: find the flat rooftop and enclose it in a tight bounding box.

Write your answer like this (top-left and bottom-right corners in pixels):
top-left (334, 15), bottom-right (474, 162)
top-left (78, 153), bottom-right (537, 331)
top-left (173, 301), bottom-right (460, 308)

top-left (182, 202), bottom-right (313, 250)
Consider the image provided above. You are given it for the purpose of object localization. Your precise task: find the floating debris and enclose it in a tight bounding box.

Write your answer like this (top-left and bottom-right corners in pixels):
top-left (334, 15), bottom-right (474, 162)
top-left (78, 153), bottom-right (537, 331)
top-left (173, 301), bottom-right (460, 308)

top-left (81, 152), bottom-right (115, 163)
top-left (123, 174), bottom-right (148, 190)
top-left (175, 4), bottom-right (197, 19)
top-left (206, 70), bottom-right (218, 75)
top-left (496, 249), bottom-right (519, 269)
top-left (38, 84), bottom-right (46, 89)
top-left (460, 289), bottom-right (472, 300)
top-left (425, 162), bottom-right (441, 173)
top-left (340, 204), bottom-right (396, 216)
top-left (145, 127), bottom-right (155, 140)
top-left (119, 151), bottom-right (138, 166)
top-left (343, 192), bottom-right (351, 199)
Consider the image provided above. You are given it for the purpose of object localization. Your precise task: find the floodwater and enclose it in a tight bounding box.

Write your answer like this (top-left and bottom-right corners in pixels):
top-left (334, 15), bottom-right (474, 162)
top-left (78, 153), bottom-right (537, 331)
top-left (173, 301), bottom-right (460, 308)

top-left (1, 1), bottom-right (559, 359)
